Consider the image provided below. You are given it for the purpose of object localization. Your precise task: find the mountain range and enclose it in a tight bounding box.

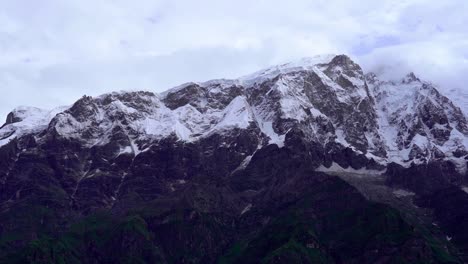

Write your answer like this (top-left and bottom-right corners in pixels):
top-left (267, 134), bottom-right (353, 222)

top-left (0, 54), bottom-right (467, 263)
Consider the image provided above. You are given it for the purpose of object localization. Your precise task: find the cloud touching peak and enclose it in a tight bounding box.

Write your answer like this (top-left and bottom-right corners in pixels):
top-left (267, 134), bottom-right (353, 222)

top-left (0, 0), bottom-right (467, 118)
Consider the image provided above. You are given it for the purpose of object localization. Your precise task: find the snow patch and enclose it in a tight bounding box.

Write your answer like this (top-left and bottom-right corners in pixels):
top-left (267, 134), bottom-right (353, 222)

top-left (240, 54), bottom-right (336, 86)
top-left (392, 189), bottom-right (416, 198)
top-left (461, 186), bottom-right (468, 194)
top-left (118, 146), bottom-right (133, 155)
top-left (316, 162), bottom-right (386, 176)
top-left (129, 138), bottom-right (141, 155)
top-left (173, 120), bottom-right (192, 141)
top-left (0, 106), bottom-right (68, 147)
top-left (232, 155), bottom-right (253, 174)
top-left (240, 203), bottom-right (252, 215)
top-left (259, 121), bottom-right (285, 147)
top-left (210, 96), bottom-right (253, 131)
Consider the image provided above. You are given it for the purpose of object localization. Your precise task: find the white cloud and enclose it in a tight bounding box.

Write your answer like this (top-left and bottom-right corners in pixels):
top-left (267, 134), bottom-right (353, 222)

top-left (0, 0), bottom-right (467, 119)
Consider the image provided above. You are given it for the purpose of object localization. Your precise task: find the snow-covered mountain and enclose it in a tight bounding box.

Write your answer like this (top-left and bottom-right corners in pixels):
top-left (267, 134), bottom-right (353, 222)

top-left (2, 54), bottom-right (467, 172)
top-left (1, 54), bottom-right (468, 263)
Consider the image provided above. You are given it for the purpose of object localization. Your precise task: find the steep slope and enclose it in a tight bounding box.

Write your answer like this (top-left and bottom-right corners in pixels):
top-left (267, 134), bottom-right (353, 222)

top-left (2, 54), bottom-right (466, 169)
top-left (368, 73), bottom-right (468, 168)
top-left (0, 106), bottom-right (67, 147)
top-left (0, 54), bottom-right (467, 263)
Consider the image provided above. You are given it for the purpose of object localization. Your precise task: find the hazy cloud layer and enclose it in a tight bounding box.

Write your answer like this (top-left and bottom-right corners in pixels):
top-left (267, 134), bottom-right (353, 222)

top-left (0, 0), bottom-right (467, 118)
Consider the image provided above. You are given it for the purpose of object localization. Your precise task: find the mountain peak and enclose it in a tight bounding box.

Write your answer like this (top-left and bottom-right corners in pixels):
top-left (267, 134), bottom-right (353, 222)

top-left (1, 54), bottom-right (468, 262)
top-left (328, 54), bottom-right (355, 66)
top-left (402, 72), bottom-right (421, 83)
top-left (239, 54), bottom-right (337, 85)
top-left (2, 106), bottom-right (44, 127)
top-left (1, 54), bottom-right (467, 170)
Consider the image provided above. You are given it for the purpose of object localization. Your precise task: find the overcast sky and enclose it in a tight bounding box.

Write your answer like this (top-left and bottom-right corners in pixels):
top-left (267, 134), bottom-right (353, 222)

top-left (1, 0), bottom-right (468, 119)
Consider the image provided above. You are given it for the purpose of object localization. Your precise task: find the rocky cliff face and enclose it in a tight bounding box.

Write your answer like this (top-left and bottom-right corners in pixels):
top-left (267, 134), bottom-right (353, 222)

top-left (0, 54), bottom-right (467, 263)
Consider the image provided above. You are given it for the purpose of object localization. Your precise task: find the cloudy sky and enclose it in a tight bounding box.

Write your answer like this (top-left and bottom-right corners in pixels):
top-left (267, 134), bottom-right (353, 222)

top-left (1, 0), bottom-right (467, 119)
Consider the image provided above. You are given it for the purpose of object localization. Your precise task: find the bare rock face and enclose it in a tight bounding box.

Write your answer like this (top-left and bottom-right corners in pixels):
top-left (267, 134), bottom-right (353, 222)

top-left (0, 54), bottom-right (467, 263)
top-left (3, 112), bottom-right (22, 126)
top-left (163, 81), bottom-right (245, 112)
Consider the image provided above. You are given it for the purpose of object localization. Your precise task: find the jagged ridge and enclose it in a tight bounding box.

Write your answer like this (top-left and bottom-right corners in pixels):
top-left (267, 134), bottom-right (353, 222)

top-left (1, 54), bottom-right (468, 263)
top-left (1, 54), bottom-right (467, 171)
